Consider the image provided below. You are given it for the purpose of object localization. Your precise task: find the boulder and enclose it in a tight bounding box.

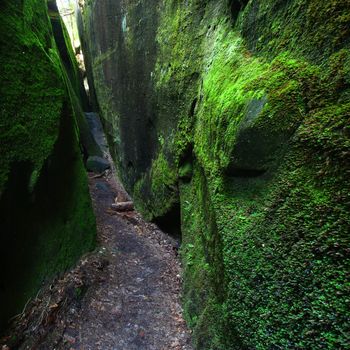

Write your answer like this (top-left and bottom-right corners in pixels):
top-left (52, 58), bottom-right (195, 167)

top-left (86, 156), bottom-right (110, 173)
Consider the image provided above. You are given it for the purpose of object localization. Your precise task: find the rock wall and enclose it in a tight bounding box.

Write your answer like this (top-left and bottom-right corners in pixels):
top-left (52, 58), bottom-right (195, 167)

top-left (80, 0), bottom-right (350, 348)
top-left (0, 0), bottom-right (96, 331)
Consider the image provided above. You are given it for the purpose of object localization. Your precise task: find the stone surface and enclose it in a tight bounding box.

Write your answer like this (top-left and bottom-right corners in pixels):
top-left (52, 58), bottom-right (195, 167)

top-left (86, 156), bottom-right (110, 173)
top-left (85, 112), bottom-right (109, 155)
top-left (80, 0), bottom-right (350, 348)
top-left (0, 0), bottom-right (95, 331)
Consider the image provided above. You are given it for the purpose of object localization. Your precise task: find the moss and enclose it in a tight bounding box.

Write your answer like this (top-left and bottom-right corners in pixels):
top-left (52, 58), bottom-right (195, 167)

top-left (81, 0), bottom-right (350, 348)
top-left (171, 1), bottom-right (349, 348)
top-left (0, 0), bottom-right (96, 331)
top-left (240, 0), bottom-right (350, 63)
top-left (0, 0), bottom-right (63, 194)
top-left (49, 2), bottom-right (100, 157)
top-left (179, 162), bottom-right (193, 181)
top-left (133, 151), bottom-right (178, 220)
top-left (180, 164), bottom-right (232, 349)
top-left (194, 25), bottom-right (324, 178)
top-left (216, 149), bottom-right (350, 348)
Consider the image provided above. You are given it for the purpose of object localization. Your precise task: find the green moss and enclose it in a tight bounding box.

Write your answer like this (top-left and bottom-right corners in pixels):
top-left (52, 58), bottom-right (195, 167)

top-left (179, 161), bottom-right (193, 180)
top-left (194, 24), bottom-right (324, 178)
top-left (0, 0), bottom-right (96, 331)
top-left (194, 28), bottom-right (267, 174)
top-left (133, 151), bottom-right (178, 220)
top-left (151, 152), bottom-right (177, 191)
top-left (0, 0), bottom-right (64, 194)
top-left (81, 0), bottom-right (350, 348)
top-left (180, 164), bottom-right (232, 349)
top-left (171, 1), bottom-right (349, 349)
top-left (240, 0), bottom-right (350, 63)
top-left (215, 149), bottom-right (350, 348)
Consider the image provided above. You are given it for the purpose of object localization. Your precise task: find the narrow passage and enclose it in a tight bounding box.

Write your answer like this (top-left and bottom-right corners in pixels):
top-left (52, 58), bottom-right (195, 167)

top-left (72, 162), bottom-right (192, 350)
top-left (1, 113), bottom-right (192, 350)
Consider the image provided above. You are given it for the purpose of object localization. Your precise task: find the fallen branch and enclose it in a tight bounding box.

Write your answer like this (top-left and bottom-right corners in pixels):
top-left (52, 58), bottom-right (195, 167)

top-left (111, 201), bottom-right (134, 212)
top-left (89, 172), bottom-right (105, 179)
top-left (9, 297), bottom-right (32, 322)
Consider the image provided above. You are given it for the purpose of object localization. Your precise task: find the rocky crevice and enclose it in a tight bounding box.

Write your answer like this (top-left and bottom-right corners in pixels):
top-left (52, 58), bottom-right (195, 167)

top-left (0, 0), bottom-right (349, 349)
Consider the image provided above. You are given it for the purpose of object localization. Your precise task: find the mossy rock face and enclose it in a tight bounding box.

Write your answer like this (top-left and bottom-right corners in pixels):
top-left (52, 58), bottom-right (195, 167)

top-left (79, 0), bottom-right (160, 192)
top-left (81, 0), bottom-right (350, 348)
top-left (179, 162), bottom-right (193, 182)
top-left (0, 0), bottom-right (96, 331)
top-left (48, 1), bottom-right (101, 159)
top-left (226, 95), bottom-right (283, 175)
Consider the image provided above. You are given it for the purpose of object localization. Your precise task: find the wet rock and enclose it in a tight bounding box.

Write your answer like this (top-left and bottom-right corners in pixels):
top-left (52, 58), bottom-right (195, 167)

top-left (86, 156), bottom-right (110, 173)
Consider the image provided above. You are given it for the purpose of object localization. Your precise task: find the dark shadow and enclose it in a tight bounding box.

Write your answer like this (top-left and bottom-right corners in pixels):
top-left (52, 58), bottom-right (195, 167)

top-left (226, 167), bottom-right (267, 178)
top-left (179, 144), bottom-right (194, 183)
top-left (179, 143), bottom-right (194, 167)
top-left (0, 102), bottom-right (95, 333)
top-left (229, 0), bottom-right (249, 22)
top-left (153, 202), bottom-right (182, 240)
top-left (189, 98), bottom-right (198, 118)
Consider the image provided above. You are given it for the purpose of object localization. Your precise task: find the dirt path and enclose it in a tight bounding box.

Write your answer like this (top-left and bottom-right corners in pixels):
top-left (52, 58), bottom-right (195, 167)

top-left (0, 114), bottom-right (192, 350)
top-left (76, 172), bottom-right (192, 350)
